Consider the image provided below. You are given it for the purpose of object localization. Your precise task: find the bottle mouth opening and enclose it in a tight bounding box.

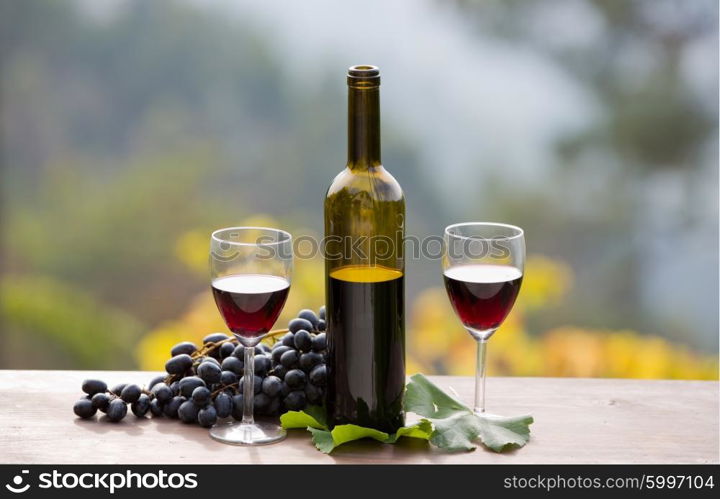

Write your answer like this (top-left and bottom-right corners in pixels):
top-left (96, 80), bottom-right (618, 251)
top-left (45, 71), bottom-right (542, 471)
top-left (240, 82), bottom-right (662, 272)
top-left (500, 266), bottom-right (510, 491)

top-left (347, 65), bottom-right (380, 87)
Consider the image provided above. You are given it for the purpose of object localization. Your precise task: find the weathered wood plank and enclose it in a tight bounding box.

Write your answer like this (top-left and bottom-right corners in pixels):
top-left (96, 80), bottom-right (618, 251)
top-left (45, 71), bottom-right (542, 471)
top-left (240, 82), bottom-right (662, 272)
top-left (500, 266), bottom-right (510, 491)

top-left (0, 370), bottom-right (716, 464)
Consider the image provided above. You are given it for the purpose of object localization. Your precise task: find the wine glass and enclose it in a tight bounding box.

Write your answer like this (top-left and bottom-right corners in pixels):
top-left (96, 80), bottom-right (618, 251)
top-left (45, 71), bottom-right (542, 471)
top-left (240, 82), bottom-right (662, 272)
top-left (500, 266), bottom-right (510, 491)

top-left (441, 222), bottom-right (525, 414)
top-left (209, 227), bottom-right (293, 445)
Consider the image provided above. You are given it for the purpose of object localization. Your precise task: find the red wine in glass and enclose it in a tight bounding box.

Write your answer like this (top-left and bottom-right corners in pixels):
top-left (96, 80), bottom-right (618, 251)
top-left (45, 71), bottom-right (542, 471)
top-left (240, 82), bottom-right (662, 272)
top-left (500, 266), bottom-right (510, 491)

top-left (443, 264), bottom-right (523, 332)
top-left (211, 274), bottom-right (290, 339)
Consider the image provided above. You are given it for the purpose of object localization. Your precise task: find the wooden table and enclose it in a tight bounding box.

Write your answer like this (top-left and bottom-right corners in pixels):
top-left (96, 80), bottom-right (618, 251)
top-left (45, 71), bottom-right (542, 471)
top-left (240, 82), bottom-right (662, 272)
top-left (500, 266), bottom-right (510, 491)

top-left (0, 370), bottom-right (717, 464)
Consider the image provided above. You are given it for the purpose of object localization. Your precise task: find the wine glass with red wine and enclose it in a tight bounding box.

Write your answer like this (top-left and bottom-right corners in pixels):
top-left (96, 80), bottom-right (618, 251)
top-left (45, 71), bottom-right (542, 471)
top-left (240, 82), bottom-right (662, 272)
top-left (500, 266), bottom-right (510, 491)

top-left (209, 227), bottom-right (292, 445)
top-left (442, 222), bottom-right (524, 414)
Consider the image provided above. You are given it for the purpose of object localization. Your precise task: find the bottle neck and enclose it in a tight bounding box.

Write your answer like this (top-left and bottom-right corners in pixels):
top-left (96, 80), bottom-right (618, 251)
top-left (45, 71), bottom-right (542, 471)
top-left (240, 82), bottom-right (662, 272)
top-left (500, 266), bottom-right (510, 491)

top-left (347, 83), bottom-right (381, 170)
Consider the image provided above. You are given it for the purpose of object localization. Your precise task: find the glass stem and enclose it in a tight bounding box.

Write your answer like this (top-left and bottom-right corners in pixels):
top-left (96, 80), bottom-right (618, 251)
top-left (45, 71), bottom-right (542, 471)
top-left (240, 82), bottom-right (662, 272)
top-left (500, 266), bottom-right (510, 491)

top-left (474, 339), bottom-right (488, 414)
top-left (242, 345), bottom-right (255, 425)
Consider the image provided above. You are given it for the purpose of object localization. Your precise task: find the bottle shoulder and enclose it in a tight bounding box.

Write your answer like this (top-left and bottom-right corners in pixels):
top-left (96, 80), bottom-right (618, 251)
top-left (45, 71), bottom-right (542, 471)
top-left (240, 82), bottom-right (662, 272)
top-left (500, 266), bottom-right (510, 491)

top-left (325, 166), bottom-right (405, 203)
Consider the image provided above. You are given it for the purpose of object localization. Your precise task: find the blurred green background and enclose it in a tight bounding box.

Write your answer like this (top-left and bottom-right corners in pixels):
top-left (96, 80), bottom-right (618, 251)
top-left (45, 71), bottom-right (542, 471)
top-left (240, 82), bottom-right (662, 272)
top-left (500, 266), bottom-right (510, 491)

top-left (0, 0), bottom-right (717, 378)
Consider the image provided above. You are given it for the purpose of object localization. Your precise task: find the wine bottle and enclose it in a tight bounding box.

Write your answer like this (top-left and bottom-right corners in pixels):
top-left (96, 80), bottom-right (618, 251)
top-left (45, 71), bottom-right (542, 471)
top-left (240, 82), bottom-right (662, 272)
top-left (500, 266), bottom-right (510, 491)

top-left (324, 65), bottom-right (405, 433)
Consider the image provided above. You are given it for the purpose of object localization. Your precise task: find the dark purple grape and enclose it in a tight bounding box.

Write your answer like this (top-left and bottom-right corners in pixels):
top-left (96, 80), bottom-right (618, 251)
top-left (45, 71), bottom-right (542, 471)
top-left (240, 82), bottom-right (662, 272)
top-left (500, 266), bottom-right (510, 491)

top-left (305, 383), bottom-right (323, 404)
top-left (91, 393), bottom-right (110, 412)
top-left (150, 398), bottom-right (164, 417)
top-left (272, 345), bottom-right (292, 364)
top-left (73, 399), bottom-right (96, 419)
top-left (221, 356), bottom-right (244, 375)
top-left (179, 377), bottom-right (206, 398)
top-left (261, 376), bottom-right (283, 398)
top-left (285, 369), bottom-right (306, 389)
top-left (280, 381), bottom-right (291, 397)
top-left (170, 341), bottom-right (198, 357)
top-left (272, 365), bottom-right (288, 379)
top-left (219, 342), bottom-right (236, 359)
top-left (106, 399), bottom-right (127, 422)
top-left (317, 319), bottom-right (326, 332)
top-left (254, 355), bottom-right (271, 376)
top-left (197, 362), bottom-right (222, 384)
top-left (254, 393), bottom-right (271, 412)
top-left (163, 396), bottom-right (185, 418)
top-left (280, 349), bottom-right (300, 368)
top-left (131, 394), bottom-right (151, 417)
top-left (239, 375), bottom-right (262, 394)
top-left (165, 354), bottom-right (193, 375)
top-left (312, 332), bottom-right (326, 351)
top-left (288, 318), bottom-right (313, 334)
top-left (197, 406), bottom-right (217, 428)
top-left (232, 344), bottom-right (245, 359)
top-left (294, 330), bottom-right (312, 352)
top-left (147, 375), bottom-right (166, 390)
top-left (214, 392), bottom-right (232, 418)
top-left (318, 305), bottom-right (326, 320)
top-left (220, 370), bottom-right (237, 386)
top-left (257, 343), bottom-right (272, 354)
top-left (191, 386), bottom-right (211, 406)
top-left (178, 400), bottom-right (200, 424)
top-left (110, 383), bottom-right (127, 396)
top-left (231, 394), bottom-right (244, 420)
top-left (203, 332), bottom-right (230, 344)
top-left (81, 379), bottom-right (107, 396)
top-left (283, 391), bottom-right (306, 411)
top-left (281, 332), bottom-right (295, 347)
top-left (120, 384), bottom-right (141, 403)
top-left (309, 364), bottom-right (326, 387)
top-left (169, 381), bottom-right (180, 395)
top-left (299, 352), bottom-right (323, 371)
top-left (151, 382), bottom-right (172, 403)
top-left (266, 396), bottom-right (281, 416)
top-left (297, 309), bottom-right (319, 329)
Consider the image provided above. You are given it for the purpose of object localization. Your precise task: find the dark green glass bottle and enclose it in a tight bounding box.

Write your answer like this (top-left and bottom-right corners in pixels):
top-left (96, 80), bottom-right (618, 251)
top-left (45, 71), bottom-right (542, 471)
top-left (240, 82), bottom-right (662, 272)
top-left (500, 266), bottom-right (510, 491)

top-left (324, 65), bottom-right (405, 433)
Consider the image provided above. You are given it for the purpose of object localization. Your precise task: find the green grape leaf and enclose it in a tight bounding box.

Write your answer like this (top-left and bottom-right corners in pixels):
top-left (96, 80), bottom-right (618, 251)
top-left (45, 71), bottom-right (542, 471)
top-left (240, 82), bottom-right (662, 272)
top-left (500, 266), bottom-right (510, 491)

top-left (280, 409), bottom-right (327, 430)
top-left (308, 427), bottom-right (335, 453)
top-left (404, 373), bottom-right (472, 419)
top-left (429, 413), bottom-right (482, 452)
top-left (302, 404), bottom-right (328, 428)
top-left (385, 419), bottom-right (433, 443)
top-left (332, 424), bottom-right (390, 446)
top-left (476, 414), bottom-right (534, 452)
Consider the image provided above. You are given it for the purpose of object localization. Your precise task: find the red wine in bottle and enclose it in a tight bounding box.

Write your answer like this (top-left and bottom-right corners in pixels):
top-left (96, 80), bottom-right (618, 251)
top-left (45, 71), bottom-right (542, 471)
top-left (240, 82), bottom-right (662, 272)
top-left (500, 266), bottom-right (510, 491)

top-left (324, 66), bottom-right (406, 433)
top-left (443, 264), bottom-right (523, 332)
top-left (211, 274), bottom-right (290, 339)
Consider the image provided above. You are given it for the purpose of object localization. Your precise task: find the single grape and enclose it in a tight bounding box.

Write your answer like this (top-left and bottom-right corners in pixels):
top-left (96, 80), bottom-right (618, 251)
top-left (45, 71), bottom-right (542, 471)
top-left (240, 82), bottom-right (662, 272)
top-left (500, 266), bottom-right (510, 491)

top-left (197, 362), bottom-right (222, 384)
top-left (169, 381), bottom-right (180, 395)
top-left (272, 365), bottom-right (288, 379)
top-left (261, 376), bottom-right (283, 398)
top-left (147, 375), bottom-right (166, 390)
top-left (309, 364), bottom-right (326, 387)
top-left (150, 398), bottom-right (164, 417)
top-left (197, 356), bottom-right (220, 367)
top-left (165, 354), bottom-right (193, 375)
top-left (203, 332), bottom-right (230, 344)
top-left (297, 309), bottom-right (319, 329)
top-left (232, 344), bottom-right (245, 359)
top-left (221, 356), bottom-right (244, 375)
top-left (254, 355), bottom-right (271, 376)
top-left (191, 386), bottom-right (211, 406)
top-left (197, 406), bottom-right (218, 428)
top-left (120, 384), bottom-right (141, 403)
top-left (285, 369), bottom-right (306, 389)
top-left (238, 375), bottom-right (262, 394)
top-left (312, 332), bottom-right (326, 351)
top-left (163, 396), bottom-right (186, 418)
top-left (283, 390), bottom-right (307, 411)
top-left (231, 394), bottom-right (244, 420)
top-left (91, 392), bottom-right (110, 412)
top-left (254, 393), bottom-right (271, 412)
top-left (213, 392), bottom-right (232, 419)
top-left (271, 345), bottom-right (291, 364)
top-left (131, 394), bottom-right (151, 417)
top-left (280, 349), bottom-right (300, 368)
top-left (73, 399), bottom-right (96, 419)
top-left (220, 370), bottom-right (237, 386)
top-left (170, 341), bottom-right (198, 357)
top-left (294, 330), bottom-right (312, 352)
top-left (317, 319), bottom-right (326, 332)
top-left (288, 318), bottom-right (313, 334)
top-left (265, 396), bottom-right (281, 416)
top-left (81, 379), bottom-right (107, 396)
top-left (106, 399), bottom-right (128, 422)
top-left (178, 376), bottom-right (206, 398)
top-left (305, 383), bottom-right (323, 404)
top-left (219, 342), bottom-right (236, 359)
top-left (257, 343), bottom-right (272, 354)
top-left (299, 352), bottom-right (323, 372)
top-left (178, 400), bottom-right (200, 424)
top-left (151, 382), bottom-right (172, 403)
top-left (281, 332), bottom-right (295, 347)
top-left (318, 305), bottom-right (326, 320)
top-left (110, 383), bottom-right (127, 396)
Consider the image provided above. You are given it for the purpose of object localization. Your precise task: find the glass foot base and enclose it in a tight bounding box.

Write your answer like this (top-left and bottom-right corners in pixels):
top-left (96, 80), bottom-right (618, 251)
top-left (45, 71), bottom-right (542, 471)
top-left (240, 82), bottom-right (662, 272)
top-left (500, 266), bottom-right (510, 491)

top-left (209, 420), bottom-right (287, 446)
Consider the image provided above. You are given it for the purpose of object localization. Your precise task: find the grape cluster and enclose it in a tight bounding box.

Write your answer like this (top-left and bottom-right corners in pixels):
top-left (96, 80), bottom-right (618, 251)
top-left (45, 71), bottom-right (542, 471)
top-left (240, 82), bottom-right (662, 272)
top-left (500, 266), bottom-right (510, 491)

top-left (73, 306), bottom-right (327, 428)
